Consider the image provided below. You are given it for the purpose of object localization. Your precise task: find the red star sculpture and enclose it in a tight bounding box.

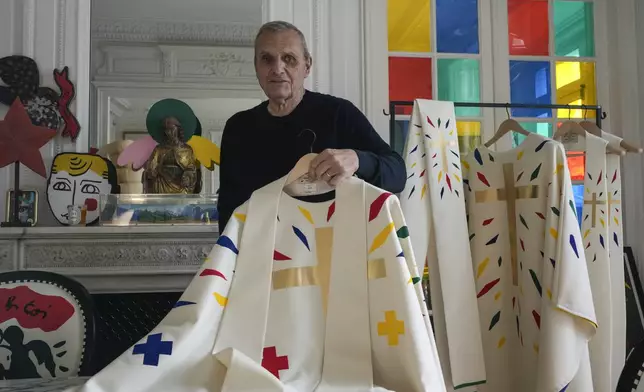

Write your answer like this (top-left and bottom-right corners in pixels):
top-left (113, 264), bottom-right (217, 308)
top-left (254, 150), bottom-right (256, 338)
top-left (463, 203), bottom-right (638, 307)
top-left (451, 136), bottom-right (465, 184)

top-left (0, 98), bottom-right (57, 177)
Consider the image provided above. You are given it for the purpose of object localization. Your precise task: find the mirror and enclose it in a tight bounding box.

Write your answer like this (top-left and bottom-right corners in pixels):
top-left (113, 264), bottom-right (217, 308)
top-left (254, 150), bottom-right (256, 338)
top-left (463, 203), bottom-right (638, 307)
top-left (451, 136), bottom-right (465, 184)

top-left (90, 0), bottom-right (265, 195)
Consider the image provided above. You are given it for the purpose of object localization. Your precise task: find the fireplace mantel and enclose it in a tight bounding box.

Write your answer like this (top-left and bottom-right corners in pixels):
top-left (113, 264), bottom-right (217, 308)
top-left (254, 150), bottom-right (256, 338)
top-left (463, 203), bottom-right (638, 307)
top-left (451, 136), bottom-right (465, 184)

top-left (0, 225), bottom-right (219, 293)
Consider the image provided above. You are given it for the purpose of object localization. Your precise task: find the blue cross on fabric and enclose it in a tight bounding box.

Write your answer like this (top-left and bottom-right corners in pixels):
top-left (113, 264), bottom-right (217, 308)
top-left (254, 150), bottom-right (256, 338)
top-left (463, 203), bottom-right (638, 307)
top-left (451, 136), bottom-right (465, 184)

top-left (132, 333), bottom-right (173, 366)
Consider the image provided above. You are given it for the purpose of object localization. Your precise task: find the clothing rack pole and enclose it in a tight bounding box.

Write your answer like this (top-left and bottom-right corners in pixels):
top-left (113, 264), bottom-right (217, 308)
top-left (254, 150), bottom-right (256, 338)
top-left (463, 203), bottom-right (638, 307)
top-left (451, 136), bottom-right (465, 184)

top-left (387, 101), bottom-right (607, 148)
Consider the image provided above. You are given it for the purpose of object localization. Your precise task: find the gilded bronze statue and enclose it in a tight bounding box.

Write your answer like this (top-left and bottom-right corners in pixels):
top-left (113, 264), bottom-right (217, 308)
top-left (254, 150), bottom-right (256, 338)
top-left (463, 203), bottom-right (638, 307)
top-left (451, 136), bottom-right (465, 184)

top-left (116, 98), bottom-right (222, 195)
top-left (144, 116), bottom-right (202, 194)
top-left (141, 99), bottom-right (203, 194)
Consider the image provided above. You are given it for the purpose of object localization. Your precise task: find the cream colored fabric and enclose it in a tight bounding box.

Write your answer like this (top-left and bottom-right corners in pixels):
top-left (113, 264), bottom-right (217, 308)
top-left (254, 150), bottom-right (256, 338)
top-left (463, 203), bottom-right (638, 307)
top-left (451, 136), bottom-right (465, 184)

top-left (573, 133), bottom-right (612, 391)
top-left (67, 175), bottom-right (446, 391)
top-left (462, 133), bottom-right (596, 392)
top-left (400, 99), bottom-right (486, 391)
top-left (601, 130), bottom-right (627, 390)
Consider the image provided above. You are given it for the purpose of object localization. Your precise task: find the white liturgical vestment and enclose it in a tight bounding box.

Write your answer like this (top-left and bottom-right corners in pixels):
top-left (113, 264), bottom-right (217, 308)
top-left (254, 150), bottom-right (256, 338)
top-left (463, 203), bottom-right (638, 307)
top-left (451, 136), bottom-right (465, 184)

top-left (462, 133), bottom-right (597, 392)
top-left (400, 99), bottom-right (486, 391)
top-left (601, 130), bottom-right (627, 390)
top-left (67, 176), bottom-right (447, 391)
top-left (574, 133), bottom-right (612, 392)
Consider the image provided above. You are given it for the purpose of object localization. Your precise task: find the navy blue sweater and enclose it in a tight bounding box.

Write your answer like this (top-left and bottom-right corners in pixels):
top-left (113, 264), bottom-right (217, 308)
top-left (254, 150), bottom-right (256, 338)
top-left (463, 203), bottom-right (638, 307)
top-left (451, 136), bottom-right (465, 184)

top-left (217, 90), bottom-right (406, 232)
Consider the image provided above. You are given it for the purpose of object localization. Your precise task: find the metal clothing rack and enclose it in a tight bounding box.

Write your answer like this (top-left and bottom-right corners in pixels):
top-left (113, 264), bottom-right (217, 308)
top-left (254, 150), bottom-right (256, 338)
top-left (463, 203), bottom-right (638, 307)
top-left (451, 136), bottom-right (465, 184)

top-left (387, 101), bottom-right (607, 150)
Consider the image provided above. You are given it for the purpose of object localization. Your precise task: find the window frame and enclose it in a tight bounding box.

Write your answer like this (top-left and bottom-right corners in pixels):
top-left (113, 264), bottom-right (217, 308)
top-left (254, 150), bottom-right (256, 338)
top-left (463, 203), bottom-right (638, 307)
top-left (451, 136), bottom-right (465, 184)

top-left (384, 0), bottom-right (496, 144)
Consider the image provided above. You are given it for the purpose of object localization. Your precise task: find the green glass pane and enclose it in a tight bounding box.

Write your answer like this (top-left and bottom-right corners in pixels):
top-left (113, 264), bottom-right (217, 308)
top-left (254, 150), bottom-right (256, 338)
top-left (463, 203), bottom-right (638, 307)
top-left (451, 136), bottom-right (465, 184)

top-left (512, 122), bottom-right (553, 147)
top-left (554, 1), bottom-right (595, 57)
top-left (437, 59), bottom-right (481, 116)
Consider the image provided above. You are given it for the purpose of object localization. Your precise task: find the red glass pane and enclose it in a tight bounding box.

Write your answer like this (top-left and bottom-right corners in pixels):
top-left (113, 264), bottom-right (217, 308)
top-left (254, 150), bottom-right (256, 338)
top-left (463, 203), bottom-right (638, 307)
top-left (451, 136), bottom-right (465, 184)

top-left (389, 57), bottom-right (432, 115)
top-left (567, 153), bottom-right (585, 181)
top-left (508, 0), bottom-right (549, 56)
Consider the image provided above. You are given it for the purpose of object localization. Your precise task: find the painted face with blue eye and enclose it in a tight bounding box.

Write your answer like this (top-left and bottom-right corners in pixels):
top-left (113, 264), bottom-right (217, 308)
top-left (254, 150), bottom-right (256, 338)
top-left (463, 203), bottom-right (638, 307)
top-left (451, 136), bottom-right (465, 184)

top-left (47, 170), bottom-right (111, 224)
top-left (47, 153), bottom-right (116, 225)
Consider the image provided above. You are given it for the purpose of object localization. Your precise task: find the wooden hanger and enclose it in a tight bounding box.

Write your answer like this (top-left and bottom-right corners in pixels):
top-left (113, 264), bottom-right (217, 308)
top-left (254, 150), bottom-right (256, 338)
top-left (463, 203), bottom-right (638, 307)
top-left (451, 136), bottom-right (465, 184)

top-left (483, 107), bottom-right (530, 147)
top-left (578, 120), bottom-right (643, 153)
top-left (555, 119), bottom-right (625, 156)
top-left (283, 152), bottom-right (335, 196)
top-left (284, 153), bottom-right (318, 186)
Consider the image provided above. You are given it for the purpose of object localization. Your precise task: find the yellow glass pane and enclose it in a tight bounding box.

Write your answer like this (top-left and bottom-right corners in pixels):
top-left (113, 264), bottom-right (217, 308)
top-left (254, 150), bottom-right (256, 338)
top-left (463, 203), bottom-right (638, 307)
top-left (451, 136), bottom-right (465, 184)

top-left (555, 61), bottom-right (596, 118)
top-left (388, 0), bottom-right (431, 52)
top-left (456, 121), bottom-right (481, 154)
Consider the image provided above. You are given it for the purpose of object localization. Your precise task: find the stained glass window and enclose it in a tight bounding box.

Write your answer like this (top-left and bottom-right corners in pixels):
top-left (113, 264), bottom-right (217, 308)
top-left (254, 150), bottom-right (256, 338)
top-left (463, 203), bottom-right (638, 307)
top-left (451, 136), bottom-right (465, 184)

top-left (507, 0), bottom-right (597, 218)
top-left (388, 0), bottom-right (482, 153)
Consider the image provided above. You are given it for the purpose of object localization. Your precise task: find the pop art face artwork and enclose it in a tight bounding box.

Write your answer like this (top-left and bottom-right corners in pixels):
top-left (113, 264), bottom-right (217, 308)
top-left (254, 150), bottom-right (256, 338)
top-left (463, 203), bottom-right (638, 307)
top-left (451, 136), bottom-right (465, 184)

top-left (46, 153), bottom-right (119, 225)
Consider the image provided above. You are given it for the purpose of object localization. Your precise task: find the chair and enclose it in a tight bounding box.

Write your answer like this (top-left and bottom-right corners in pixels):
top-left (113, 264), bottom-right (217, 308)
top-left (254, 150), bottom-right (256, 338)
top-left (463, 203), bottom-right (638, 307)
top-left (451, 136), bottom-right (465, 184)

top-left (617, 339), bottom-right (644, 391)
top-left (0, 270), bottom-right (95, 379)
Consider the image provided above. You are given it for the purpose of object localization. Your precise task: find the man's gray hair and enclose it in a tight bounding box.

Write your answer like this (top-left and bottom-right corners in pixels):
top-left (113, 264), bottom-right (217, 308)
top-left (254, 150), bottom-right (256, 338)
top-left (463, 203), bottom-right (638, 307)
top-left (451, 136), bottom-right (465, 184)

top-left (255, 21), bottom-right (312, 61)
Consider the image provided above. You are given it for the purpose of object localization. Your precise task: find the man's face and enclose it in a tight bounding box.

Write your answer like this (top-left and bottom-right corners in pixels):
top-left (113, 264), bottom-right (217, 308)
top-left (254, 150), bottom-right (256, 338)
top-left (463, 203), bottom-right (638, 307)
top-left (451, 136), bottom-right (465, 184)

top-left (255, 30), bottom-right (311, 101)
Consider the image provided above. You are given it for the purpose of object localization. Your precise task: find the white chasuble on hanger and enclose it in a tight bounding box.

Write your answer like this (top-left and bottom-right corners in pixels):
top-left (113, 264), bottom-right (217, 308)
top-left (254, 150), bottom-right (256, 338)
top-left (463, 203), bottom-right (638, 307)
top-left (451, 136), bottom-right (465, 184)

top-left (400, 99), bottom-right (486, 391)
top-left (462, 133), bottom-right (597, 392)
top-left (67, 176), bottom-right (447, 392)
top-left (576, 133), bottom-right (612, 392)
top-left (600, 130), bottom-right (627, 390)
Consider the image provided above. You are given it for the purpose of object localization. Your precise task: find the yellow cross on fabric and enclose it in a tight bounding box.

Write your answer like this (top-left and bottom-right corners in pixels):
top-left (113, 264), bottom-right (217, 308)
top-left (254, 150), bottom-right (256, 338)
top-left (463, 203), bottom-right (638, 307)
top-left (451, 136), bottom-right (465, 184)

top-left (272, 227), bottom-right (333, 314)
top-left (583, 192), bottom-right (606, 228)
top-left (607, 192), bottom-right (621, 223)
top-left (474, 163), bottom-right (539, 286)
top-left (430, 130), bottom-right (457, 173)
top-left (377, 310), bottom-right (405, 346)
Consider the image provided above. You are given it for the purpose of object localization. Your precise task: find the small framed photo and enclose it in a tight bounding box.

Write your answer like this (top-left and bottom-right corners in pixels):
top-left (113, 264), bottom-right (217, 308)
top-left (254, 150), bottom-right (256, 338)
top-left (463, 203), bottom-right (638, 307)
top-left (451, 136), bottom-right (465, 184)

top-left (4, 189), bottom-right (38, 226)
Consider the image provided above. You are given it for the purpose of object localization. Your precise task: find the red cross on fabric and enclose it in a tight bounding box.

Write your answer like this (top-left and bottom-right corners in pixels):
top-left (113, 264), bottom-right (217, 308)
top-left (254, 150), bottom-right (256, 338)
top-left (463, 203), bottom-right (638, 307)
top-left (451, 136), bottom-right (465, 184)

top-left (261, 346), bottom-right (289, 379)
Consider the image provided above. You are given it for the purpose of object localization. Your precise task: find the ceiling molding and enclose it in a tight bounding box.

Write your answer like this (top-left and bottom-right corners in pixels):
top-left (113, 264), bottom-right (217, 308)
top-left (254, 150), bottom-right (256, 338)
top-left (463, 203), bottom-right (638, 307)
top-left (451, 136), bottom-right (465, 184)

top-left (91, 17), bottom-right (259, 46)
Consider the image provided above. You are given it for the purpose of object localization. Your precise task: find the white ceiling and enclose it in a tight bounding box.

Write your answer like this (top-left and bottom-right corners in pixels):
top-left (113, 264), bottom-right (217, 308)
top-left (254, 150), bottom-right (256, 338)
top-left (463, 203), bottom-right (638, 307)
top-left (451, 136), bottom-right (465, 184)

top-left (92, 0), bottom-right (262, 25)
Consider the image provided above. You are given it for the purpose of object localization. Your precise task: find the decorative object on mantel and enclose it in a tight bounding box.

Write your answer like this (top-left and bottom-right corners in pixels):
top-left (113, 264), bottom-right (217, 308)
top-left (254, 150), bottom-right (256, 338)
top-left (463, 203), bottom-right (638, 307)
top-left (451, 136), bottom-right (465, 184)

top-left (46, 153), bottom-right (119, 226)
top-left (97, 140), bottom-right (143, 194)
top-left (4, 190), bottom-right (38, 226)
top-left (0, 99), bottom-right (57, 227)
top-left (117, 98), bottom-right (221, 194)
top-left (0, 56), bottom-right (81, 141)
top-left (99, 194), bottom-right (218, 226)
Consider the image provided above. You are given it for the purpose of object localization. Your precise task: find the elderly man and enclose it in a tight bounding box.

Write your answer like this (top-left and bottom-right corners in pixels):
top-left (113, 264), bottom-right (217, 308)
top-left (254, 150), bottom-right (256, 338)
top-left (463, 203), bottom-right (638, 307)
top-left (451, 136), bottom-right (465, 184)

top-left (217, 21), bottom-right (406, 231)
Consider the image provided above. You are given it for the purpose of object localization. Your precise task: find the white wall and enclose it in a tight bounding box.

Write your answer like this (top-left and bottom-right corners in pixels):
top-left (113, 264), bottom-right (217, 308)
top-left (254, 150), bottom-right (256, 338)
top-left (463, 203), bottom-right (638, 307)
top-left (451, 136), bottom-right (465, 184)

top-left (93, 0), bottom-right (261, 24)
top-left (602, 0), bottom-right (644, 271)
top-left (0, 0), bottom-right (91, 225)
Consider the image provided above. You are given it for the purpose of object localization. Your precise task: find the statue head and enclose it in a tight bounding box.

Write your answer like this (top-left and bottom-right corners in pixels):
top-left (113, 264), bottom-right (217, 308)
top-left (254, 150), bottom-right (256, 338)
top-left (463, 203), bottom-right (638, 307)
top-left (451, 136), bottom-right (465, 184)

top-left (146, 99), bottom-right (197, 144)
top-left (47, 153), bottom-right (119, 225)
top-left (162, 116), bottom-right (185, 145)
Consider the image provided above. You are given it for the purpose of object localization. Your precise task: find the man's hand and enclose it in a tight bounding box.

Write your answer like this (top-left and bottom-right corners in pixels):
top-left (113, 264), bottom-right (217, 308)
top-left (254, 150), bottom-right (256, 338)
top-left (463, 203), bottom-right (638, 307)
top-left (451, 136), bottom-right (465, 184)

top-left (309, 149), bottom-right (359, 187)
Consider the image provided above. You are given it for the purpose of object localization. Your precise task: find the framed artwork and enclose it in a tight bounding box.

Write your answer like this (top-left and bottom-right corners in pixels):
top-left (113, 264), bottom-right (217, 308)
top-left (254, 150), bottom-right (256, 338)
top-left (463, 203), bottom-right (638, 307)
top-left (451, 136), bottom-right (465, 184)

top-left (624, 246), bottom-right (644, 355)
top-left (4, 189), bottom-right (38, 226)
top-left (121, 131), bottom-right (147, 141)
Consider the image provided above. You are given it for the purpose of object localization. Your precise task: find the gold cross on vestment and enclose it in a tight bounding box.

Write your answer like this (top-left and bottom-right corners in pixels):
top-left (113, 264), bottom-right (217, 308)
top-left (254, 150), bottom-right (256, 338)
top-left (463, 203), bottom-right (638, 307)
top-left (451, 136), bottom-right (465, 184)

top-left (430, 130), bottom-right (457, 173)
top-left (474, 163), bottom-right (539, 286)
top-left (377, 310), bottom-right (405, 346)
top-left (583, 192), bottom-right (606, 228)
top-left (607, 192), bottom-right (621, 224)
top-left (272, 227), bottom-right (333, 314)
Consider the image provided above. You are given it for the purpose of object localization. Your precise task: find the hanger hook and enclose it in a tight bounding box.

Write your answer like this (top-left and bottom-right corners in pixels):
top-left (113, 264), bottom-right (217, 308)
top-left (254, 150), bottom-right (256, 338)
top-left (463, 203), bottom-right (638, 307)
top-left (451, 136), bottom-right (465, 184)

top-left (505, 104), bottom-right (510, 119)
top-left (582, 105), bottom-right (587, 120)
top-left (568, 105), bottom-right (571, 120)
top-left (298, 128), bottom-right (317, 153)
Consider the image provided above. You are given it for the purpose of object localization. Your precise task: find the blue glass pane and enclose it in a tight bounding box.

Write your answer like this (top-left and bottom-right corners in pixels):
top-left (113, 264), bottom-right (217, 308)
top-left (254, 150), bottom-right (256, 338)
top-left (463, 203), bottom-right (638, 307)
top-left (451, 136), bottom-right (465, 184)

top-left (393, 120), bottom-right (410, 156)
top-left (436, 0), bottom-right (479, 54)
top-left (512, 122), bottom-right (553, 147)
top-left (509, 61), bottom-right (552, 118)
top-left (572, 183), bottom-right (584, 227)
